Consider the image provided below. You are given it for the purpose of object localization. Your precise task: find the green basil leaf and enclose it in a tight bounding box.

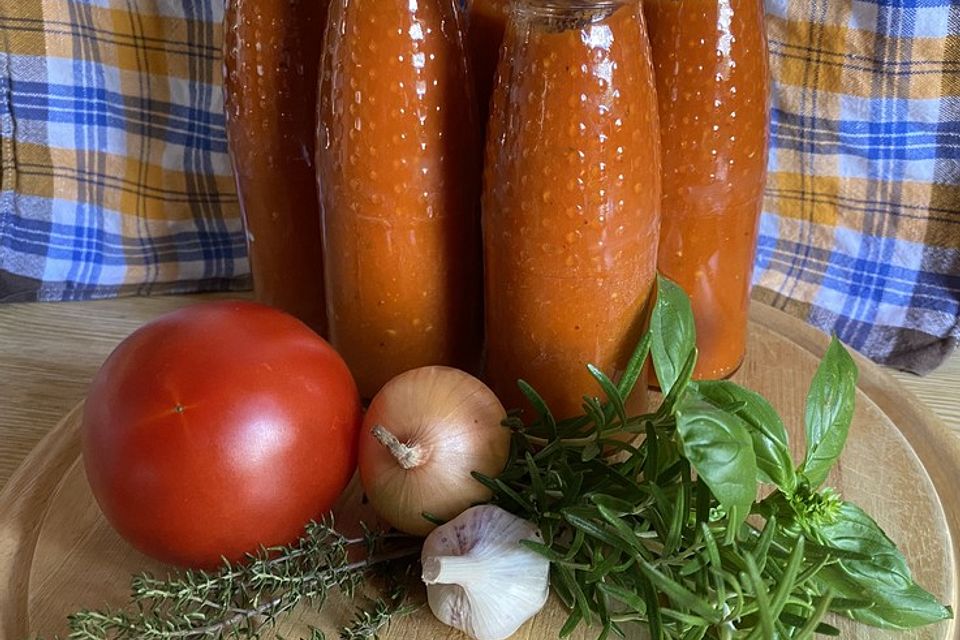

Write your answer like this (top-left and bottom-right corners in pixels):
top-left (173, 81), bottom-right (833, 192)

top-left (813, 502), bottom-right (952, 629)
top-left (675, 397), bottom-right (757, 529)
top-left (650, 276), bottom-right (697, 396)
top-left (695, 380), bottom-right (797, 494)
top-left (801, 337), bottom-right (858, 488)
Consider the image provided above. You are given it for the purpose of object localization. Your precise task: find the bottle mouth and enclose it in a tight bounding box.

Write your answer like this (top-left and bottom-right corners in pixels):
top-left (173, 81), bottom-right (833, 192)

top-left (512, 0), bottom-right (626, 27)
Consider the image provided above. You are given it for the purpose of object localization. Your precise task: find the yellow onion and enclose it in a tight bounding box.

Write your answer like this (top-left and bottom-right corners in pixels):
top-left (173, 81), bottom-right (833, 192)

top-left (358, 366), bottom-right (510, 536)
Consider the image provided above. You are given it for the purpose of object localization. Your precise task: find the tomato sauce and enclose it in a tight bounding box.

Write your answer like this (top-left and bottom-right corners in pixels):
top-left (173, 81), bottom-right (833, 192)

top-left (223, 0), bottom-right (328, 333)
top-left (645, 0), bottom-right (769, 380)
top-left (317, 0), bottom-right (483, 399)
top-left (465, 0), bottom-right (510, 124)
top-left (483, 0), bottom-right (661, 419)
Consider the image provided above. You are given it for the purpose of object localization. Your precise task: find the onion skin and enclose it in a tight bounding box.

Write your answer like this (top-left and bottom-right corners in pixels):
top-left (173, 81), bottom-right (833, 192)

top-left (358, 366), bottom-right (510, 536)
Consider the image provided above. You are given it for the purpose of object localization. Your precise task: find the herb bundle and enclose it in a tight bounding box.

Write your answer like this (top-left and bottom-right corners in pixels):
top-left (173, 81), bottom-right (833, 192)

top-left (476, 277), bottom-right (953, 638)
top-left (57, 278), bottom-right (951, 639)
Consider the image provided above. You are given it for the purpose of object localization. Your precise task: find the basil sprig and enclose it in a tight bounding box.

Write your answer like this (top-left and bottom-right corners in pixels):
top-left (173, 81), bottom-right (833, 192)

top-left (802, 338), bottom-right (858, 489)
top-left (480, 275), bottom-right (952, 638)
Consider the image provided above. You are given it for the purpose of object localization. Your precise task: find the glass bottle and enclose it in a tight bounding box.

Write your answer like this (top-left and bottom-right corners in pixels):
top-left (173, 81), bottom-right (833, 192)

top-left (465, 0), bottom-right (510, 124)
top-left (317, 0), bottom-right (483, 399)
top-left (483, 0), bottom-right (661, 419)
top-left (223, 0), bottom-right (328, 333)
top-left (645, 0), bottom-right (770, 380)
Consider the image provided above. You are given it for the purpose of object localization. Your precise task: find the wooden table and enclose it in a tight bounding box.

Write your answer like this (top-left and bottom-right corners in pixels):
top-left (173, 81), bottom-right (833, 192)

top-left (1, 295), bottom-right (958, 490)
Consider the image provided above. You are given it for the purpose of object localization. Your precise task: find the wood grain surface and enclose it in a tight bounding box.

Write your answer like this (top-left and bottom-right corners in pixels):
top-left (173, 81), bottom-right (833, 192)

top-left (0, 302), bottom-right (957, 640)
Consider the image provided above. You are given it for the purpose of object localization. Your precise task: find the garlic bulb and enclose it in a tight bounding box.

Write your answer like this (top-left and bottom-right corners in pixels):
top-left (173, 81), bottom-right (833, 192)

top-left (421, 505), bottom-right (550, 640)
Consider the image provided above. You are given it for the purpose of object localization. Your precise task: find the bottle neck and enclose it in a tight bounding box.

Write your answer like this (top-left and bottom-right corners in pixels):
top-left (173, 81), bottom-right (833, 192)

top-left (511, 0), bottom-right (629, 23)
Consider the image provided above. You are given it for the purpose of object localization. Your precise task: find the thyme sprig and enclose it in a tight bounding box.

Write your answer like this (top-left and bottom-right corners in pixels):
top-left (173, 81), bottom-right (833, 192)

top-left (65, 520), bottom-right (419, 640)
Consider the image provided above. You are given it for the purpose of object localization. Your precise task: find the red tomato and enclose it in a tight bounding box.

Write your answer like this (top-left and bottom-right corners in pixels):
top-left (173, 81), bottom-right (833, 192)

top-left (82, 301), bottom-right (362, 569)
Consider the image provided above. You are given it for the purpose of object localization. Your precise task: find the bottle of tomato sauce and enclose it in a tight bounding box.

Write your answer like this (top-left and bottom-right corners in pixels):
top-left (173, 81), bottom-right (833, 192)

top-left (223, 0), bottom-right (328, 333)
top-left (317, 0), bottom-right (483, 399)
top-left (484, 0), bottom-right (661, 419)
top-left (645, 0), bottom-right (770, 380)
top-left (465, 0), bottom-right (510, 123)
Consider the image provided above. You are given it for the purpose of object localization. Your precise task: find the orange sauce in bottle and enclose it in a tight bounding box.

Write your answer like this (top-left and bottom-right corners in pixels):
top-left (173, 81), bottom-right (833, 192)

top-left (223, 0), bottom-right (328, 332)
top-left (465, 0), bottom-right (510, 123)
top-left (317, 0), bottom-right (483, 399)
top-left (483, 0), bottom-right (661, 419)
top-left (645, 0), bottom-right (770, 379)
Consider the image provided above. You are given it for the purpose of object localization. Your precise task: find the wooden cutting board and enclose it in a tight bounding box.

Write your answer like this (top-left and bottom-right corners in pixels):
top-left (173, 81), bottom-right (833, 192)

top-left (1, 305), bottom-right (958, 640)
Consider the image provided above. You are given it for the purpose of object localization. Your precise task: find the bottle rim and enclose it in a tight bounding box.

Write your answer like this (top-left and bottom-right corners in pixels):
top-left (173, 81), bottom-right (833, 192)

top-left (511, 0), bottom-right (628, 20)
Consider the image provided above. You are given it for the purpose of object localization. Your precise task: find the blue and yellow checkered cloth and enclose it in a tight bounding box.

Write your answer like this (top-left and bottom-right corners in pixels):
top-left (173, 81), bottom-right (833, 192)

top-left (0, 0), bottom-right (249, 301)
top-left (755, 0), bottom-right (960, 373)
top-left (1, 0), bottom-right (958, 373)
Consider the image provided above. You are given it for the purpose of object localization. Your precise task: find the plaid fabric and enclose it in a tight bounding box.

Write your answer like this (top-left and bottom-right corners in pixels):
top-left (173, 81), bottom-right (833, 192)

top-left (0, 0), bottom-right (249, 302)
top-left (755, 0), bottom-right (960, 373)
top-left (1, 0), bottom-right (958, 373)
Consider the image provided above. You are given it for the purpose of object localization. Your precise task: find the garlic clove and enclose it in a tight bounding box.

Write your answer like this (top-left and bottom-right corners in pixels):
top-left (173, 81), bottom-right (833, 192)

top-left (422, 505), bottom-right (550, 640)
